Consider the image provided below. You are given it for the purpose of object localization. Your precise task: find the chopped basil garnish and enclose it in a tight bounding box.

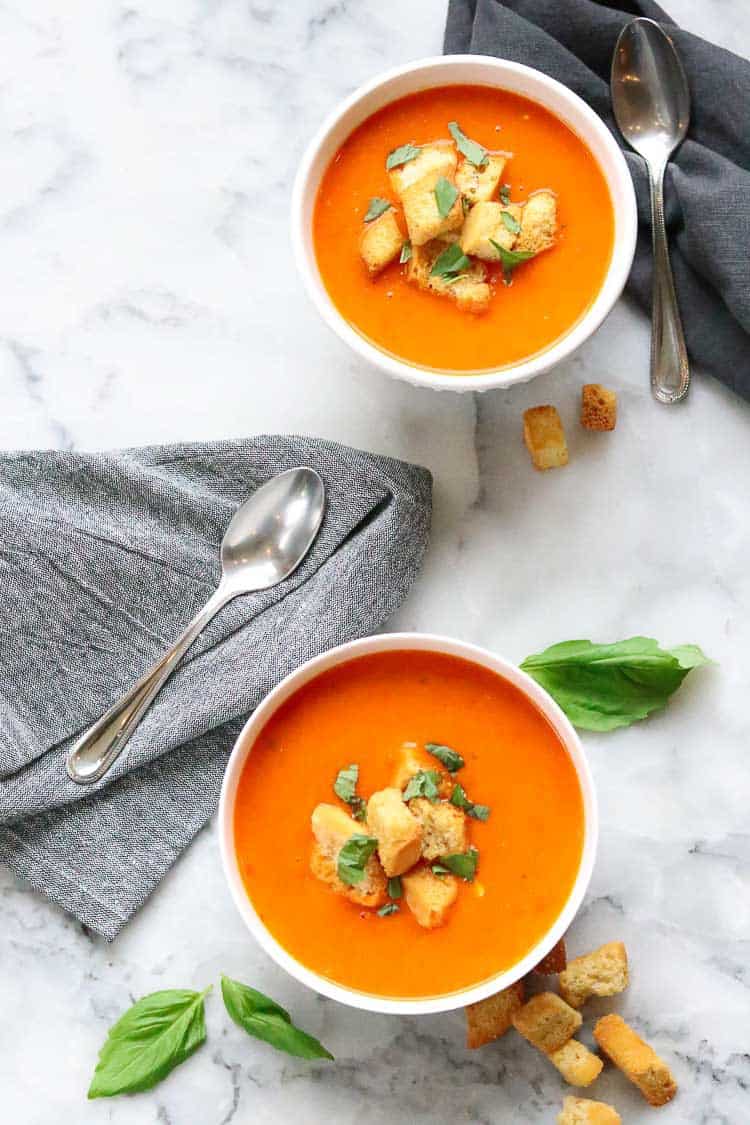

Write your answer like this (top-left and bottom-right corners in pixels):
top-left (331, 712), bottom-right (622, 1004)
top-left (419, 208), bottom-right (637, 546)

top-left (439, 847), bottom-right (479, 882)
top-left (462, 195), bottom-right (471, 216)
top-left (448, 120), bottom-right (488, 168)
top-left (403, 768), bottom-right (441, 803)
top-left (450, 782), bottom-right (491, 821)
top-left (430, 243), bottom-right (472, 279)
top-left (377, 903), bottom-right (399, 917)
top-left (434, 176), bottom-right (458, 219)
top-left (426, 743), bottom-right (464, 772)
top-left (364, 197), bottom-right (392, 223)
top-left (499, 183), bottom-right (511, 205)
top-left (337, 834), bottom-right (378, 886)
top-left (431, 864), bottom-right (451, 876)
top-left (500, 209), bottom-right (521, 235)
top-left (386, 142), bottom-right (422, 171)
top-left (333, 764), bottom-right (366, 821)
top-left (489, 238), bottom-right (535, 284)
top-left (387, 876), bottom-right (403, 900)
top-left (399, 240), bottom-right (412, 263)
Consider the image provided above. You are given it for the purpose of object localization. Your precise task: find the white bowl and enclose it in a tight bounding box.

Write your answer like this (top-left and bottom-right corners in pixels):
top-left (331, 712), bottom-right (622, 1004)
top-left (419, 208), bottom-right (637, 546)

top-left (292, 55), bottom-right (637, 393)
top-left (219, 633), bottom-right (598, 1016)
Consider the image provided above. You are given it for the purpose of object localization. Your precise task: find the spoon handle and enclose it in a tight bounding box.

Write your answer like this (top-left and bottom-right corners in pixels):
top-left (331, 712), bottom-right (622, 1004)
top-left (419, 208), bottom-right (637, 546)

top-left (648, 166), bottom-right (690, 404)
top-left (65, 584), bottom-right (235, 785)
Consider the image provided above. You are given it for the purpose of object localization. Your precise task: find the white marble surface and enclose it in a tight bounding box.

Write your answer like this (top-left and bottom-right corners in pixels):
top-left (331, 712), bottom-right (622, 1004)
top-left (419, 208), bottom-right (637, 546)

top-left (1, 1), bottom-right (749, 1122)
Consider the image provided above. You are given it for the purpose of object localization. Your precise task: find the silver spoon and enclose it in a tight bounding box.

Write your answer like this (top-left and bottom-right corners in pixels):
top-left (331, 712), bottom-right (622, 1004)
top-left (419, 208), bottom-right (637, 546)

top-left (611, 17), bottom-right (691, 404)
top-left (66, 466), bottom-right (326, 785)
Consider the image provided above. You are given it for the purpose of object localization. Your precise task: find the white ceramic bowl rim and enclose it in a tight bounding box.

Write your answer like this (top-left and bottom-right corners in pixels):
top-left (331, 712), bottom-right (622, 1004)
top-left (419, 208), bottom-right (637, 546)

top-left (219, 632), bottom-right (599, 1016)
top-left (291, 54), bottom-right (638, 393)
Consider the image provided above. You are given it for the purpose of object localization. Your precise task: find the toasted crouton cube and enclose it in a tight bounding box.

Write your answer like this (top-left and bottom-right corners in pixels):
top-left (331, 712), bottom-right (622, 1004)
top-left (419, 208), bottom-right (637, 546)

top-left (581, 384), bottom-right (617, 432)
top-left (523, 405), bottom-right (569, 471)
top-left (402, 866), bottom-right (457, 928)
top-left (400, 173), bottom-right (464, 247)
top-left (366, 787), bottom-right (423, 877)
top-left (533, 937), bottom-right (567, 975)
top-left (459, 200), bottom-right (523, 259)
top-left (465, 980), bottom-right (525, 1048)
top-left (455, 151), bottom-right (509, 204)
top-left (359, 208), bottom-right (402, 274)
top-left (388, 140), bottom-right (457, 196)
top-left (593, 1014), bottom-right (677, 1106)
top-left (515, 189), bottom-right (557, 254)
top-left (452, 277), bottom-right (491, 314)
top-left (549, 1040), bottom-right (604, 1087)
top-left (512, 992), bottom-right (582, 1055)
top-left (310, 804), bottom-right (387, 907)
top-left (557, 1096), bottom-right (622, 1125)
top-left (406, 240), bottom-right (489, 314)
top-left (559, 942), bottom-right (628, 1009)
top-left (408, 797), bottom-right (467, 860)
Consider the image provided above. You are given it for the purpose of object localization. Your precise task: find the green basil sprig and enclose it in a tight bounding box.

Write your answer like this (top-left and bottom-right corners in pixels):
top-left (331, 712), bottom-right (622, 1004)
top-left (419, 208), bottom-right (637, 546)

top-left (387, 876), bottom-right (403, 899)
top-left (439, 847), bottom-right (479, 882)
top-left (520, 637), bottom-right (710, 732)
top-left (448, 120), bottom-right (488, 167)
top-left (430, 243), bottom-right (471, 280)
top-left (364, 197), bottom-right (391, 223)
top-left (489, 238), bottom-right (535, 283)
top-left (386, 142), bottom-right (422, 170)
top-left (499, 183), bottom-right (512, 205)
top-left (434, 175), bottom-right (458, 218)
top-left (221, 977), bottom-right (333, 1060)
top-left (450, 782), bottom-right (490, 822)
top-left (337, 834), bottom-right (378, 885)
top-left (426, 742), bottom-right (464, 772)
top-left (399, 240), bottom-right (412, 263)
top-left (403, 768), bottom-right (441, 803)
top-left (500, 209), bottom-right (521, 235)
top-left (333, 763), bottom-right (366, 821)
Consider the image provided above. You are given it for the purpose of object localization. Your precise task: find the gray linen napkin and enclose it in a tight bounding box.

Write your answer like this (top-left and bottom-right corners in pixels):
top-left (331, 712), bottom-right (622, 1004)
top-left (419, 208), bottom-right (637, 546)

top-left (445, 0), bottom-right (750, 399)
top-left (0, 436), bottom-right (431, 938)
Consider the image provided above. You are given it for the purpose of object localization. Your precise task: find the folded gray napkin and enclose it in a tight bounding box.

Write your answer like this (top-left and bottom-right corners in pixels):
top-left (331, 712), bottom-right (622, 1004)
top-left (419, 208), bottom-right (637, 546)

top-left (0, 436), bottom-right (431, 938)
top-left (445, 0), bottom-right (750, 399)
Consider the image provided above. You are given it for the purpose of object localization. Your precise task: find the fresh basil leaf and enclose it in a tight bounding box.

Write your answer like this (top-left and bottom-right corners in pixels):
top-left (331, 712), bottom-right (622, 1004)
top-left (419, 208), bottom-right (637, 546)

top-left (87, 987), bottom-right (211, 1099)
top-left (333, 764), bottom-right (366, 820)
top-left (387, 876), bottom-right (402, 899)
top-left (500, 209), bottom-right (521, 235)
top-left (399, 240), bottom-right (412, 263)
top-left (364, 197), bottom-right (392, 223)
top-left (439, 847), bottom-right (479, 882)
top-left (431, 863), bottom-right (451, 876)
top-left (221, 977), bottom-right (333, 1060)
top-left (434, 176), bottom-right (459, 219)
top-left (499, 183), bottom-right (511, 205)
top-left (386, 142), bottom-right (422, 171)
top-left (430, 243), bottom-right (472, 279)
top-left (520, 637), bottom-right (710, 732)
top-left (448, 120), bottom-right (488, 167)
top-left (468, 803), bottom-right (490, 822)
top-left (403, 768), bottom-right (441, 803)
top-left (489, 238), bottom-right (535, 284)
top-left (337, 834), bottom-right (378, 885)
top-left (426, 742), bottom-right (464, 772)
top-left (450, 783), bottom-right (491, 821)
top-left (377, 903), bottom-right (399, 917)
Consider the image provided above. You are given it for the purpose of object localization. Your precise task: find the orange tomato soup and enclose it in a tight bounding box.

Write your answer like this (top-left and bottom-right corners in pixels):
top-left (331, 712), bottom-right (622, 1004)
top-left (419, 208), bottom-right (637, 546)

top-left (313, 85), bottom-right (614, 372)
top-left (234, 651), bottom-right (584, 998)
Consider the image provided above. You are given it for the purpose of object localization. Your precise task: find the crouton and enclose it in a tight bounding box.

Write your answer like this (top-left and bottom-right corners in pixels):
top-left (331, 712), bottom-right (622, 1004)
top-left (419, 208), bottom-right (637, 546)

top-left (512, 992), bottom-right (582, 1054)
top-left (533, 937), bottom-right (567, 975)
top-left (581, 384), bottom-right (617, 432)
top-left (402, 865), bottom-right (458, 929)
top-left (559, 942), bottom-right (628, 1009)
top-left (557, 1096), bottom-right (622, 1125)
top-left (452, 276), bottom-right (491, 314)
top-left (593, 1014), bottom-right (677, 1107)
top-left (310, 804), bottom-right (387, 908)
top-left (459, 200), bottom-right (523, 259)
top-left (455, 151), bottom-right (509, 204)
top-left (366, 787), bottom-right (423, 877)
top-left (408, 797), bottom-right (467, 860)
top-left (388, 140), bottom-right (457, 196)
top-left (392, 740), bottom-right (453, 798)
top-left (406, 240), bottom-right (489, 313)
top-left (523, 405), bottom-right (569, 471)
top-left (400, 173), bottom-right (464, 247)
top-left (515, 189), bottom-right (557, 254)
top-left (359, 207), bottom-right (402, 274)
top-left (549, 1039), bottom-right (604, 1087)
top-left (465, 980), bottom-right (525, 1048)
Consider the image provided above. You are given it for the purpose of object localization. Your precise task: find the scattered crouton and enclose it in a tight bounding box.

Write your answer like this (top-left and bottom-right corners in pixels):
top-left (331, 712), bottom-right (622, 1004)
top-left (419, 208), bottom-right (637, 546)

top-left (594, 1013), bottom-right (677, 1106)
top-left (451, 275), bottom-right (491, 314)
top-left (557, 1096), bottom-right (622, 1125)
top-left (465, 980), bottom-right (525, 1048)
top-left (310, 804), bottom-right (387, 907)
top-left (455, 151), bottom-right (509, 204)
top-left (388, 140), bottom-right (457, 196)
top-left (559, 942), bottom-right (629, 1009)
top-left (406, 240), bottom-right (489, 314)
top-left (581, 384), bottom-right (617, 431)
top-left (533, 937), bottom-right (567, 975)
top-left (409, 797), bottom-right (467, 860)
top-left (400, 172), bottom-right (464, 247)
top-left (512, 992), bottom-right (582, 1055)
top-left (402, 865), bottom-right (458, 929)
top-left (366, 787), bottom-right (423, 877)
top-left (515, 189), bottom-right (558, 254)
top-left (359, 207), bottom-right (402, 274)
top-left (549, 1039), bottom-right (604, 1087)
top-left (459, 200), bottom-right (522, 259)
top-left (523, 405), bottom-right (569, 471)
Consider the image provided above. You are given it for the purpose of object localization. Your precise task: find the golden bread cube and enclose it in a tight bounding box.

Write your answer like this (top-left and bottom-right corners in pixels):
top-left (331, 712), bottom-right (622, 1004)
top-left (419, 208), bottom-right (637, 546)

top-left (310, 804), bottom-right (387, 908)
top-left (557, 1096), bottom-right (622, 1124)
top-left (400, 173), bottom-right (464, 247)
top-left (388, 140), bottom-right (457, 195)
top-left (359, 207), bottom-right (402, 274)
top-left (366, 787), bottom-right (423, 877)
top-left (581, 384), bottom-right (617, 431)
top-left (549, 1039), bottom-right (604, 1087)
top-left (523, 405), bottom-right (569, 471)
top-left (409, 797), bottom-right (467, 860)
top-left (465, 980), bottom-right (525, 1048)
top-left (593, 1014), bottom-right (677, 1106)
top-left (515, 189), bottom-right (558, 253)
top-left (559, 941), bottom-right (628, 1008)
top-left (456, 151), bottom-right (509, 204)
top-left (406, 240), bottom-right (489, 313)
top-left (459, 200), bottom-right (522, 259)
top-left (402, 865), bottom-right (457, 929)
top-left (512, 992), bottom-right (582, 1054)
